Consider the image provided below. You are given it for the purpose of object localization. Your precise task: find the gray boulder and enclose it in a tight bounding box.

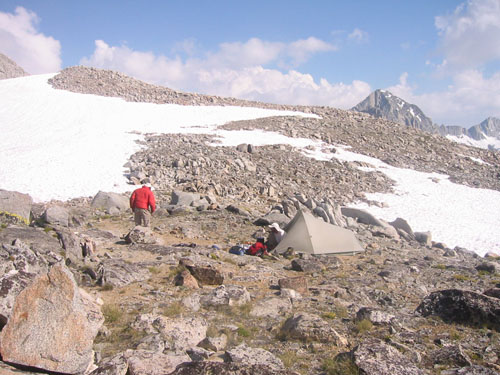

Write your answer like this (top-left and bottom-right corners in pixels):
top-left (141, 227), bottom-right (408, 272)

top-left (476, 262), bottom-right (500, 274)
top-left (169, 362), bottom-right (297, 375)
top-left (124, 226), bottom-right (156, 244)
top-left (356, 307), bottom-right (395, 325)
top-left (278, 276), bottom-right (308, 294)
top-left (416, 289), bottom-right (500, 330)
top-left (250, 297), bottom-right (293, 319)
top-left (127, 350), bottom-right (190, 375)
top-left (440, 365), bottom-right (499, 375)
top-left (415, 231), bottom-right (432, 246)
top-left (197, 333), bottom-right (228, 352)
top-left (91, 191), bottom-right (129, 213)
top-left (291, 259), bottom-right (326, 273)
top-left (389, 217), bottom-right (414, 237)
top-left (254, 210), bottom-right (289, 228)
top-left (42, 205), bottom-right (70, 227)
top-left (132, 314), bottom-right (207, 352)
top-left (200, 285), bottom-right (251, 307)
top-left (0, 226), bottom-right (63, 256)
top-left (341, 207), bottom-right (384, 227)
top-left (0, 264), bottom-right (104, 374)
top-left (0, 189), bottom-right (32, 224)
top-left (185, 264), bottom-right (224, 286)
top-left (225, 344), bottom-right (285, 372)
top-left (351, 339), bottom-right (425, 375)
top-left (97, 259), bottom-right (151, 288)
top-left (429, 345), bottom-right (472, 367)
top-left (170, 191), bottom-right (200, 206)
top-left (280, 313), bottom-right (348, 346)
top-left (91, 349), bottom-right (189, 375)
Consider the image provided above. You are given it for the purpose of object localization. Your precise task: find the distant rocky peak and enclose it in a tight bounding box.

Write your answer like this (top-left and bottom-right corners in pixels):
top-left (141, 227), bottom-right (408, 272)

top-left (472, 117), bottom-right (500, 139)
top-left (0, 53), bottom-right (29, 80)
top-left (352, 89), bottom-right (437, 133)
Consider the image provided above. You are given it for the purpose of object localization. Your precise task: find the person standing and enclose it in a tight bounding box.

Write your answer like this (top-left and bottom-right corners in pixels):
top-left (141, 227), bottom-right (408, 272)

top-left (130, 179), bottom-right (156, 227)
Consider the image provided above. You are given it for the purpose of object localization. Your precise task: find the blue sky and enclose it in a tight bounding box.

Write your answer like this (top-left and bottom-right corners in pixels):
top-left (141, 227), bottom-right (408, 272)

top-left (1, 0), bottom-right (499, 127)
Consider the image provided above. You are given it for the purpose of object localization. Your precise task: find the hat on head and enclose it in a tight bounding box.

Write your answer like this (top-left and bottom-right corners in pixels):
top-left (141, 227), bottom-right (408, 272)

top-left (140, 178), bottom-right (153, 190)
top-left (268, 223), bottom-right (281, 231)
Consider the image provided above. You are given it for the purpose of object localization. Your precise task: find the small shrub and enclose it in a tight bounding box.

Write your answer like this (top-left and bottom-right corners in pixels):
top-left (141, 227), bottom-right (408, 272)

top-left (168, 265), bottom-right (186, 278)
top-left (449, 327), bottom-right (463, 340)
top-left (163, 302), bottom-right (184, 317)
top-left (102, 304), bottom-right (123, 324)
top-left (322, 356), bottom-right (359, 375)
top-left (236, 325), bottom-right (251, 337)
top-left (355, 319), bottom-right (373, 334)
top-left (43, 226), bottom-right (53, 233)
top-left (280, 351), bottom-right (299, 368)
top-left (206, 325), bottom-right (219, 338)
top-left (148, 266), bottom-right (161, 274)
top-left (334, 305), bottom-right (349, 319)
top-left (100, 283), bottom-right (114, 291)
top-left (453, 274), bottom-right (471, 281)
top-left (322, 312), bottom-right (337, 320)
top-left (432, 264), bottom-right (447, 270)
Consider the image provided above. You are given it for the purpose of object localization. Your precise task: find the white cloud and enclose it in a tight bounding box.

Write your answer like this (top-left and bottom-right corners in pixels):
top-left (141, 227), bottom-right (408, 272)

top-left (387, 70), bottom-right (500, 126)
top-left (435, 0), bottom-right (500, 68)
top-left (288, 37), bottom-right (337, 65)
top-left (348, 28), bottom-right (369, 43)
top-left (81, 38), bottom-right (369, 109)
top-left (0, 6), bottom-right (61, 74)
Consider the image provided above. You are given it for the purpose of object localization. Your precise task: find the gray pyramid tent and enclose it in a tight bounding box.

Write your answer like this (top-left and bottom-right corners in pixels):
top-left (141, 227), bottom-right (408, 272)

top-left (275, 210), bottom-right (364, 254)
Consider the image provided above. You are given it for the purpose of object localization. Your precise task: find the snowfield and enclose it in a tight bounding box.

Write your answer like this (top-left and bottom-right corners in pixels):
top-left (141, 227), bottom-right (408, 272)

top-left (1, 74), bottom-right (499, 256)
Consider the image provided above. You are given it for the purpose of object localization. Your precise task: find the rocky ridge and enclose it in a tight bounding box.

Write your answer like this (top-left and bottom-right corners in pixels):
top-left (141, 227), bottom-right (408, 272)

top-left (49, 66), bottom-right (500, 193)
top-left (352, 89), bottom-right (500, 147)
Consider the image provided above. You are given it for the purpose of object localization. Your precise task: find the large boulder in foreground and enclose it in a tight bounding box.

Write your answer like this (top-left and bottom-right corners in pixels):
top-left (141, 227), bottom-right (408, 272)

top-left (0, 263), bottom-right (104, 374)
top-left (416, 289), bottom-right (500, 331)
top-left (0, 189), bottom-right (32, 224)
top-left (0, 239), bottom-right (50, 323)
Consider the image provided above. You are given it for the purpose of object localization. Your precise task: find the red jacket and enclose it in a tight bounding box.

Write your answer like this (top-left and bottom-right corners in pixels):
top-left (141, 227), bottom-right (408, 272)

top-left (247, 241), bottom-right (267, 256)
top-left (130, 186), bottom-right (156, 213)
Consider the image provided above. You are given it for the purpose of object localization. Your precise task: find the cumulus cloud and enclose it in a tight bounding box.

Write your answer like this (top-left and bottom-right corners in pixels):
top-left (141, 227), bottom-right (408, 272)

top-left (288, 37), bottom-right (337, 65)
top-left (81, 38), bottom-right (369, 109)
top-left (387, 70), bottom-right (500, 126)
top-left (0, 6), bottom-right (61, 74)
top-left (435, 0), bottom-right (500, 68)
top-left (411, 0), bottom-right (500, 125)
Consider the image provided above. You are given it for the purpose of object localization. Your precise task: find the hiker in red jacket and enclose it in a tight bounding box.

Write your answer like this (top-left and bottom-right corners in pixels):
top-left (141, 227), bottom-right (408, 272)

top-left (130, 180), bottom-right (156, 227)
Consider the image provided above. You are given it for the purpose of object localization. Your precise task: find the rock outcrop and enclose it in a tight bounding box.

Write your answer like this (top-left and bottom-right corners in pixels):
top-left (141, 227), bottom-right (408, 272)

top-left (0, 264), bottom-right (104, 374)
top-left (416, 289), bottom-right (500, 331)
top-left (0, 54), bottom-right (29, 79)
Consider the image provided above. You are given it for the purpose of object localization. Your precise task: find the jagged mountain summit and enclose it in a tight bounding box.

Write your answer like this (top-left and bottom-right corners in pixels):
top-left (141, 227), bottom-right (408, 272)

top-left (469, 117), bottom-right (500, 140)
top-left (351, 89), bottom-right (436, 133)
top-left (0, 53), bottom-right (29, 80)
top-left (352, 89), bottom-right (500, 149)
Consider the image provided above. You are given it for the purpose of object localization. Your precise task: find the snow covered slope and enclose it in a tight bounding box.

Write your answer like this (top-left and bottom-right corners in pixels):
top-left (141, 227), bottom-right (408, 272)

top-left (1, 74), bottom-right (499, 256)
